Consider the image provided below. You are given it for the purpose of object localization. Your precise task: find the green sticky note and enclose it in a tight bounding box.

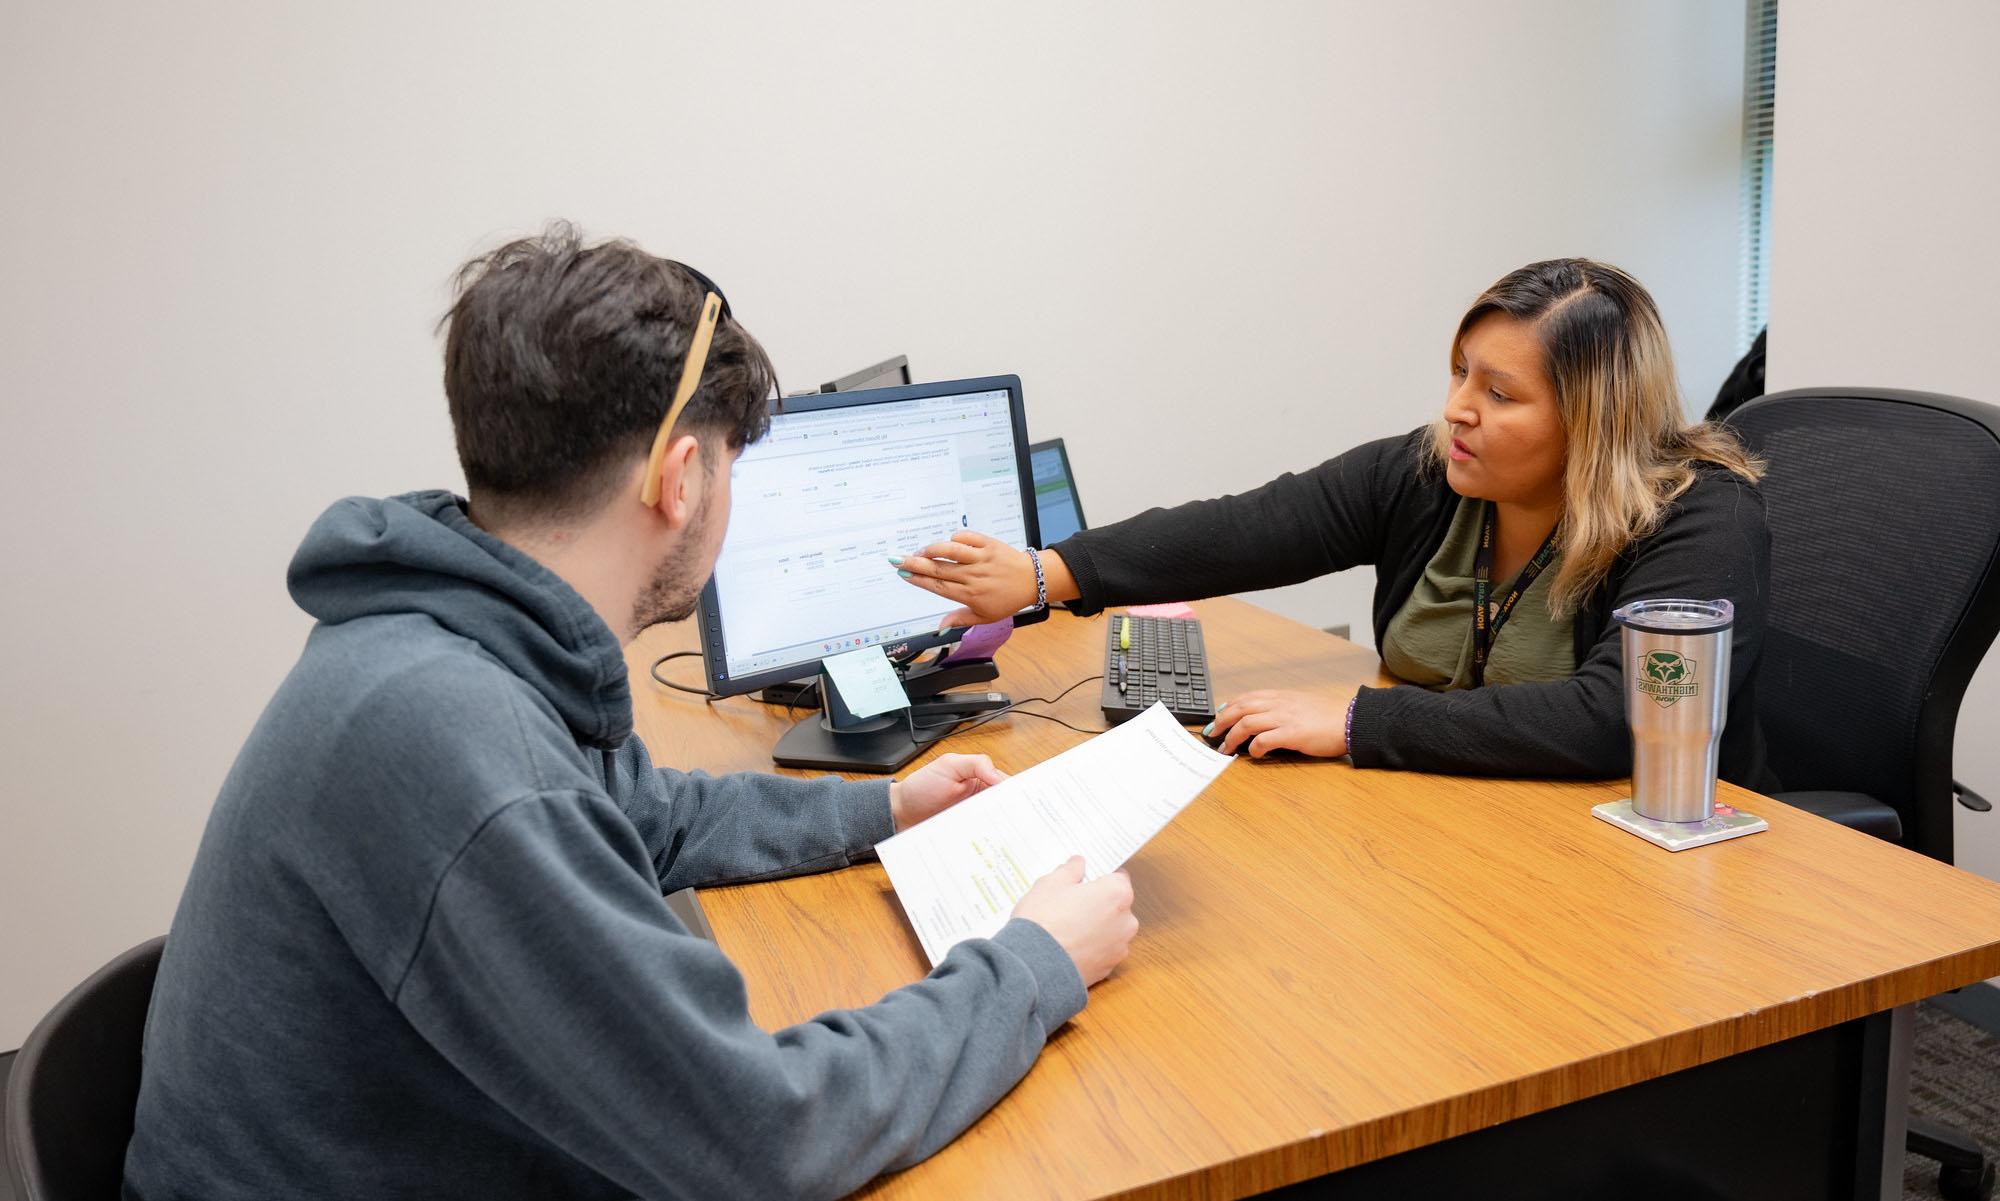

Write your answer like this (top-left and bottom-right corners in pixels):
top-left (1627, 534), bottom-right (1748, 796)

top-left (821, 645), bottom-right (911, 719)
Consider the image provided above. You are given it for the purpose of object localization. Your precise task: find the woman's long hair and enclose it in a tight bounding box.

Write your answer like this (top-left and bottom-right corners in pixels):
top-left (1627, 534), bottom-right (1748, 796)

top-left (1426, 258), bottom-right (1762, 616)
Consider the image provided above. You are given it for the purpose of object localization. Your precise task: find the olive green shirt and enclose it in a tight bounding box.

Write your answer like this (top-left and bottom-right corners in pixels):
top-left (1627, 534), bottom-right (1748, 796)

top-left (1380, 498), bottom-right (1575, 689)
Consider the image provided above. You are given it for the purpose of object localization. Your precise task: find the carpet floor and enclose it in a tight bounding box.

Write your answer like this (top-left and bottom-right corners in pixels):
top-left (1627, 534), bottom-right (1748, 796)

top-left (1905, 1000), bottom-right (2000, 1199)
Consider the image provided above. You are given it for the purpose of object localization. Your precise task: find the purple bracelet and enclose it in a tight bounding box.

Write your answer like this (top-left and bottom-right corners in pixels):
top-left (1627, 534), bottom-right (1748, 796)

top-left (1344, 695), bottom-right (1358, 751)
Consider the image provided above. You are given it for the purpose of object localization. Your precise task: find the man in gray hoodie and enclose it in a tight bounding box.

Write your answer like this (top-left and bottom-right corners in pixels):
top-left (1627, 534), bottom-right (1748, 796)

top-left (123, 224), bottom-right (1137, 1200)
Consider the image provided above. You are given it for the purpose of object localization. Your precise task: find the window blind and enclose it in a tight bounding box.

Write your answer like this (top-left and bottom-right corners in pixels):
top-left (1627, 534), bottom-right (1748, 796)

top-left (1740, 0), bottom-right (1778, 351)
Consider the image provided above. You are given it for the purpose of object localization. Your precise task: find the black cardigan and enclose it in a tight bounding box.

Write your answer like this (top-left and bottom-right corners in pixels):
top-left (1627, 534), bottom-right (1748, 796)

top-left (1052, 429), bottom-right (1777, 789)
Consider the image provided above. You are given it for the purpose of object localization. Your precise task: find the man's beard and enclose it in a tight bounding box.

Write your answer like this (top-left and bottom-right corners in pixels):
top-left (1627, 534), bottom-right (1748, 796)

top-left (631, 500), bottom-right (715, 632)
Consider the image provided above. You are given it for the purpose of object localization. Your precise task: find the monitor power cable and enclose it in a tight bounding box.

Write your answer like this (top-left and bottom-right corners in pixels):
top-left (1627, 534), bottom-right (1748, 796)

top-left (649, 651), bottom-right (720, 702)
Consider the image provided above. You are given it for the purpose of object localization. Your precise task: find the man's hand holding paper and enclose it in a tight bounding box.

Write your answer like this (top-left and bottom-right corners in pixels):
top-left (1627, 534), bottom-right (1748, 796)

top-left (877, 703), bottom-right (1234, 967)
top-left (1011, 856), bottom-right (1137, 987)
top-left (889, 753), bottom-right (1008, 830)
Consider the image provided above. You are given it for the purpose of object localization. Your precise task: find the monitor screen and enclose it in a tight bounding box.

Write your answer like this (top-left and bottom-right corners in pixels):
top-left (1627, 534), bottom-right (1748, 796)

top-left (1029, 438), bottom-right (1087, 545)
top-left (696, 375), bottom-right (1045, 697)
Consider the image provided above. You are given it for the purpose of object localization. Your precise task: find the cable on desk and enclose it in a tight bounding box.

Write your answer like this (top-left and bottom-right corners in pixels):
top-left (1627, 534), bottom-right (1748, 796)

top-left (646, 654), bottom-right (839, 722)
top-left (650, 653), bottom-right (817, 713)
top-left (907, 672), bottom-right (1103, 730)
top-left (650, 653), bottom-right (1108, 741)
top-left (904, 674), bottom-right (1107, 746)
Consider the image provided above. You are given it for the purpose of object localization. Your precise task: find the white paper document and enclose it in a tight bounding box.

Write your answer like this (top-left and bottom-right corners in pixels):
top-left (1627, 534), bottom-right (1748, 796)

top-left (876, 703), bottom-right (1233, 966)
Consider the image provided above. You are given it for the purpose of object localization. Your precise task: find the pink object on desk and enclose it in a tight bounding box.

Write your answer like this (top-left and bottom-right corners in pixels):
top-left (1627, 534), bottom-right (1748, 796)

top-left (938, 617), bottom-right (1013, 664)
top-left (1125, 602), bottom-right (1196, 619)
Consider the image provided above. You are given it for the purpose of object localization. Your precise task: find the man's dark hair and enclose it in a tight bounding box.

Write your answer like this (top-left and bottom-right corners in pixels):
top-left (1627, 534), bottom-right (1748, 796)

top-left (440, 222), bottom-right (777, 523)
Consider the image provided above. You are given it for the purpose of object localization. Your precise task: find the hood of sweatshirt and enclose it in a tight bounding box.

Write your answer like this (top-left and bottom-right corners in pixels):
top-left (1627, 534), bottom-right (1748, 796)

top-left (286, 490), bottom-right (632, 749)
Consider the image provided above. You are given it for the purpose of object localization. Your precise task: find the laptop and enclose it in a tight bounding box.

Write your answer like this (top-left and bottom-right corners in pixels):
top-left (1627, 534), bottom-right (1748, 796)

top-left (1029, 437), bottom-right (1088, 544)
top-left (820, 354), bottom-right (912, 394)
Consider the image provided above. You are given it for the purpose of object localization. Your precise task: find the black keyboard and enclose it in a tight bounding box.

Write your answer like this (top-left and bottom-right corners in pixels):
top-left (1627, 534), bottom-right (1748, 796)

top-left (1100, 614), bottom-right (1215, 726)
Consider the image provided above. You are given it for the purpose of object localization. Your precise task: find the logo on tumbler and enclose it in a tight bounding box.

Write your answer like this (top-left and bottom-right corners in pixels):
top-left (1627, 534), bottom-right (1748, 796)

top-left (1636, 651), bottom-right (1700, 707)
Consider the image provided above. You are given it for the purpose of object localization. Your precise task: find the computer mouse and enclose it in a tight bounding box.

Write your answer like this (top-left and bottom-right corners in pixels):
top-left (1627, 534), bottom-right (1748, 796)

top-left (1204, 725), bottom-right (1251, 756)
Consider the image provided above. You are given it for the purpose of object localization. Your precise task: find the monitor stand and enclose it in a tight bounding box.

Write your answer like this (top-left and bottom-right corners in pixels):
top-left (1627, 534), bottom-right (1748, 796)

top-left (758, 656), bottom-right (1000, 714)
top-left (772, 711), bottom-right (932, 773)
top-left (770, 660), bottom-right (1005, 773)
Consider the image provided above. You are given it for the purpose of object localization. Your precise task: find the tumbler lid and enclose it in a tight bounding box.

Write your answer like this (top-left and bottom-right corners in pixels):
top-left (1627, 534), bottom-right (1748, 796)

top-left (1612, 598), bottom-right (1734, 635)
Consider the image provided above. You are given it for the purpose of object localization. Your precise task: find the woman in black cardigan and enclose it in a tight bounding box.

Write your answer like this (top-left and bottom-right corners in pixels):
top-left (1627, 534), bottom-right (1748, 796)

top-left (895, 259), bottom-right (1776, 788)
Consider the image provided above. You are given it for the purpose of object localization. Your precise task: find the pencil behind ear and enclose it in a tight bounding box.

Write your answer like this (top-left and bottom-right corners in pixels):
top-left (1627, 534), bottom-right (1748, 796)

top-left (640, 291), bottom-right (724, 507)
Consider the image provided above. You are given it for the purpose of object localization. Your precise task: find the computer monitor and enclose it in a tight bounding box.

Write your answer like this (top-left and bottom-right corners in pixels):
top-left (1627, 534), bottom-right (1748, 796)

top-left (821, 354), bottom-right (912, 394)
top-left (695, 375), bottom-right (1046, 768)
top-left (1028, 437), bottom-right (1088, 545)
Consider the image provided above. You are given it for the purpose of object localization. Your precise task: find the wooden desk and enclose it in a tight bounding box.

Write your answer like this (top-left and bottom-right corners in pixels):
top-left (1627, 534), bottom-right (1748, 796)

top-left (630, 597), bottom-right (2000, 1201)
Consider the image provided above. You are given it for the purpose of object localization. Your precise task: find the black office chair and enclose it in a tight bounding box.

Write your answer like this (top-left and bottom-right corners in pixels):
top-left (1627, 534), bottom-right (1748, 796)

top-left (1725, 388), bottom-right (2000, 1201)
top-left (1706, 327), bottom-right (1767, 424)
top-left (5, 936), bottom-right (164, 1201)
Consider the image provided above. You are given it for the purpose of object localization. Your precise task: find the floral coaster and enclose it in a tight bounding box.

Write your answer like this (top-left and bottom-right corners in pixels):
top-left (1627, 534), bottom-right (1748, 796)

top-left (1591, 797), bottom-right (1769, 851)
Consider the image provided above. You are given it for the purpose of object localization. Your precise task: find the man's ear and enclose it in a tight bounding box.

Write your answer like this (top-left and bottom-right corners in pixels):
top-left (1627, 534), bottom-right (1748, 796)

top-left (645, 433), bottom-right (703, 530)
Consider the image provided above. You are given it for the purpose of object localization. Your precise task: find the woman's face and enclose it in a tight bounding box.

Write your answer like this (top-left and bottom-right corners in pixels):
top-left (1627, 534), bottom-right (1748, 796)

top-left (1442, 312), bottom-right (1567, 509)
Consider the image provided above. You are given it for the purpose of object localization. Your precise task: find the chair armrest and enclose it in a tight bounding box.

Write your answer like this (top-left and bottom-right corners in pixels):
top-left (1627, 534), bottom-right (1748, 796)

top-left (1773, 790), bottom-right (1904, 841)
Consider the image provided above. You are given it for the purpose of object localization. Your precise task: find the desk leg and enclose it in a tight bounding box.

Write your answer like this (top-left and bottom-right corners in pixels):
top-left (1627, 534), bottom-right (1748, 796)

top-left (1867, 1004), bottom-right (1913, 1201)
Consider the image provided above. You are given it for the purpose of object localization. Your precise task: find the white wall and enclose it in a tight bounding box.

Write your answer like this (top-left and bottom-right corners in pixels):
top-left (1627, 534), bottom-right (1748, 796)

top-left (0, 1), bottom-right (1749, 1047)
top-left (1764, 0), bottom-right (2000, 877)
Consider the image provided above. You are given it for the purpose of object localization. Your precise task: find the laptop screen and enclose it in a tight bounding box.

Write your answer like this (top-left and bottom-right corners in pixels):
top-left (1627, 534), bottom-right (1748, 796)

top-left (1029, 439), bottom-right (1086, 545)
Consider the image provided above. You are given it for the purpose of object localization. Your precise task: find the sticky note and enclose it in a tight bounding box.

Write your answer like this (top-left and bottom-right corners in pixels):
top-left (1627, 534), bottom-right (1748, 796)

top-left (821, 645), bottom-right (911, 719)
top-left (1126, 602), bottom-right (1196, 619)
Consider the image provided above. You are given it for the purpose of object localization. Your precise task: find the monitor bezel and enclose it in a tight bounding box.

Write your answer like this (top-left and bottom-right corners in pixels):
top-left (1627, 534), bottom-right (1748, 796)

top-left (695, 373), bottom-right (1047, 699)
top-left (1028, 436), bottom-right (1088, 535)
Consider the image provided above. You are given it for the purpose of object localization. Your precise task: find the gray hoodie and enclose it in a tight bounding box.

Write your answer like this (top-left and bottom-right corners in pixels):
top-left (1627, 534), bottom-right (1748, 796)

top-left (123, 490), bottom-right (1085, 1201)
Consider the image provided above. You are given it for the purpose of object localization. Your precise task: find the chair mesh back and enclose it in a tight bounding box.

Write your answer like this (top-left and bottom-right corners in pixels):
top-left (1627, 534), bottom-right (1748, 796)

top-left (1729, 395), bottom-right (2000, 822)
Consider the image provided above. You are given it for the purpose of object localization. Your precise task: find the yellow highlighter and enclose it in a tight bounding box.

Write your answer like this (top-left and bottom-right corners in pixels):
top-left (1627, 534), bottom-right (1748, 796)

top-left (1118, 616), bottom-right (1131, 652)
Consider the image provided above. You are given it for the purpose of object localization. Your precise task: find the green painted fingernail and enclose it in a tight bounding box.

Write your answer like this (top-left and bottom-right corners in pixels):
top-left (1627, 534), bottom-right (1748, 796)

top-left (887, 555), bottom-right (904, 565)
top-left (898, 570), bottom-right (912, 578)
top-left (1201, 722), bottom-right (1214, 736)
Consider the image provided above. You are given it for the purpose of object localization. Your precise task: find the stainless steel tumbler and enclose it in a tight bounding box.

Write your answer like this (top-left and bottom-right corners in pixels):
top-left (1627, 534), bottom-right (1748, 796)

top-left (1613, 598), bottom-right (1734, 823)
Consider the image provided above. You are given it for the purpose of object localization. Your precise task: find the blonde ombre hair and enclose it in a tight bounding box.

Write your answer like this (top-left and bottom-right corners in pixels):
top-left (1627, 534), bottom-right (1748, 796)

top-left (1427, 259), bottom-right (1762, 616)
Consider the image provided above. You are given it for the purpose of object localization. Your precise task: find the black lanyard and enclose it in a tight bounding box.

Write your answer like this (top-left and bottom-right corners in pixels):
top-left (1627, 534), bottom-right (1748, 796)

top-left (1470, 503), bottom-right (1558, 687)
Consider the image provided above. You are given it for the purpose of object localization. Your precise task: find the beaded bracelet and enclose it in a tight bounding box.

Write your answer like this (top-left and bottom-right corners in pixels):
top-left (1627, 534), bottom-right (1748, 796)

top-left (1024, 546), bottom-right (1048, 611)
top-left (1344, 695), bottom-right (1358, 751)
